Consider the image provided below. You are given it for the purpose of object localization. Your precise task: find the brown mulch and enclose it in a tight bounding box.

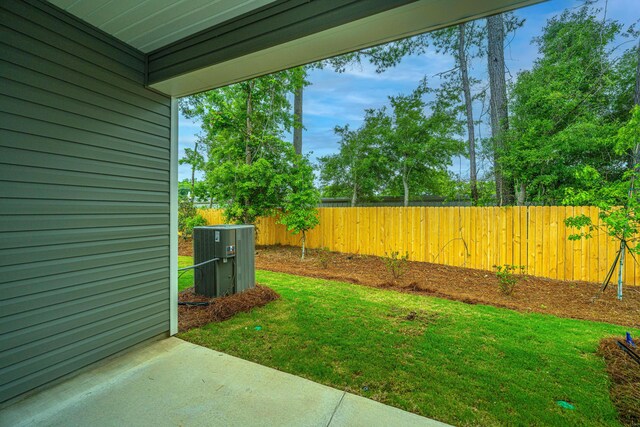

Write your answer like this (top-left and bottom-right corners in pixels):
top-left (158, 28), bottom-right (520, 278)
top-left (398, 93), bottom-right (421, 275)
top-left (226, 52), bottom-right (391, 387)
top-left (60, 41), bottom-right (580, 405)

top-left (598, 338), bottom-right (640, 426)
top-left (178, 238), bottom-right (193, 257)
top-left (254, 245), bottom-right (640, 329)
top-left (178, 285), bottom-right (279, 332)
top-left (177, 239), bottom-right (639, 328)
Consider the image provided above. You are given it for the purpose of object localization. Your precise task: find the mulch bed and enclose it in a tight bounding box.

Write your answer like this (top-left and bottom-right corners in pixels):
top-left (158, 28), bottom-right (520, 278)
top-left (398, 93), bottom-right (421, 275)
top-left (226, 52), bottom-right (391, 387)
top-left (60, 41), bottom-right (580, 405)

top-left (178, 238), bottom-right (193, 257)
top-left (178, 285), bottom-right (279, 332)
top-left (253, 245), bottom-right (640, 329)
top-left (598, 338), bottom-right (640, 426)
top-left (178, 240), bottom-right (640, 328)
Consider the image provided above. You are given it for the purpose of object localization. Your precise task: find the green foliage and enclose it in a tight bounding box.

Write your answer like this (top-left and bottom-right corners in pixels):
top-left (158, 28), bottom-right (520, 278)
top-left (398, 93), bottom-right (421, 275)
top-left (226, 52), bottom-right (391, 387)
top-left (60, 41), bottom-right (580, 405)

top-left (564, 107), bottom-right (640, 256)
top-left (318, 117), bottom-right (387, 204)
top-left (319, 81), bottom-right (464, 205)
top-left (316, 247), bottom-right (333, 269)
top-left (182, 70), bottom-right (307, 225)
top-left (184, 215), bottom-right (207, 239)
top-left (207, 138), bottom-right (297, 224)
top-left (380, 81), bottom-right (465, 204)
top-left (444, 179), bottom-right (497, 206)
top-left (504, 5), bottom-right (629, 204)
top-left (384, 251), bottom-right (409, 280)
top-left (278, 156), bottom-right (321, 259)
top-left (493, 264), bottom-right (526, 295)
top-left (178, 198), bottom-right (206, 240)
top-left (178, 179), bottom-right (192, 200)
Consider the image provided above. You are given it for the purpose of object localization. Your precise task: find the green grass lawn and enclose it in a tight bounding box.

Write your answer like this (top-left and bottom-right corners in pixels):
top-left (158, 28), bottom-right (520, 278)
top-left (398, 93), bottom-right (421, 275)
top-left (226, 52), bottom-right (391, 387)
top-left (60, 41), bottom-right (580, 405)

top-left (178, 257), bottom-right (635, 426)
top-left (178, 256), bottom-right (194, 291)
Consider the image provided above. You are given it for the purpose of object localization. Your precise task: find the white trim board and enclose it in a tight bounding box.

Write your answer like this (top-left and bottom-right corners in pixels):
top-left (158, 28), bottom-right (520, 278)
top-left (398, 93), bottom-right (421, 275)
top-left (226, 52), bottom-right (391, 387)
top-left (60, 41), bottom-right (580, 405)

top-left (169, 97), bottom-right (178, 336)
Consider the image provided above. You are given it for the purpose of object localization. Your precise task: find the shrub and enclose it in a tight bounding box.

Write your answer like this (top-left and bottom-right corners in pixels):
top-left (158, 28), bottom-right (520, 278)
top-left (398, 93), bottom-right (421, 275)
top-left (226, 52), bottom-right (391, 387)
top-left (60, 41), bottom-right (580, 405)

top-left (384, 251), bottom-right (409, 280)
top-left (317, 247), bottom-right (332, 268)
top-left (178, 199), bottom-right (206, 240)
top-left (183, 215), bottom-right (207, 239)
top-left (493, 264), bottom-right (526, 295)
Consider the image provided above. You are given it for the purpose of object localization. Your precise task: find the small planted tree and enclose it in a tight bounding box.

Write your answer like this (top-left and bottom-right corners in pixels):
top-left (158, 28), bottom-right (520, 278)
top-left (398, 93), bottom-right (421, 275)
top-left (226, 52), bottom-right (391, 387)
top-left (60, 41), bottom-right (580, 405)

top-left (564, 106), bottom-right (640, 299)
top-left (278, 156), bottom-right (320, 259)
top-left (384, 251), bottom-right (410, 280)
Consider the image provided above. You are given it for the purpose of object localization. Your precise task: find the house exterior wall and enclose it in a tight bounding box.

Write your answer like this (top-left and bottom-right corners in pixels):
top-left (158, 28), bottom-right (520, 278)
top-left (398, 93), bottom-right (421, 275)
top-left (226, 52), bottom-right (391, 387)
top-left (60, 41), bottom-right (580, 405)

top-left (0, 0), bottom-right (172, 403)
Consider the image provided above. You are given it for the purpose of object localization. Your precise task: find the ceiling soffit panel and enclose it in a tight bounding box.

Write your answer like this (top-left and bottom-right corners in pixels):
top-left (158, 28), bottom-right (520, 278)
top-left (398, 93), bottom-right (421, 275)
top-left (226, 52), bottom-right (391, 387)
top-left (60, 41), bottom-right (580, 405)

top-left (149, 0), bottom-right (543, 96)
top-left (146, 0), bottom-right (416, 85)
top-left (46, 0), bottom-right (544, 96)
top-left (47, 0), bottom-right (277, 52)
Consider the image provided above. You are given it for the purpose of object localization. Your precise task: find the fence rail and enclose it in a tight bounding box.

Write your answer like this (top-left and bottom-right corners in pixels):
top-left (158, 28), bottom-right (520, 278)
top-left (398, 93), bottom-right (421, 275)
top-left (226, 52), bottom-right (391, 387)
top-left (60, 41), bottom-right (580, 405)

top-left (199, 206), bottom-right (639, 286)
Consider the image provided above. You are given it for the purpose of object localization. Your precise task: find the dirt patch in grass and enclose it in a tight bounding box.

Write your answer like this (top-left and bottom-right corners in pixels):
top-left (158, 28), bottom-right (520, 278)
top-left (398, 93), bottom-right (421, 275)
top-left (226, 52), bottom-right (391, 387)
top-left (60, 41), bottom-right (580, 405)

top-left (254, 245), bottom-right (640, 328)
top-left (178, 285), bottom-right (279, 332)
top-left (598, 338), bottom-right (640, 426)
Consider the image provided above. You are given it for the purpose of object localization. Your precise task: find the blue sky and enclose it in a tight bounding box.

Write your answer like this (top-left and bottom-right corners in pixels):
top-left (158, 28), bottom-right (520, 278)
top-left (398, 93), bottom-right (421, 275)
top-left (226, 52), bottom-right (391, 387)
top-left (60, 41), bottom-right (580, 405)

top-left (178, 0), bottom-right (638, 182)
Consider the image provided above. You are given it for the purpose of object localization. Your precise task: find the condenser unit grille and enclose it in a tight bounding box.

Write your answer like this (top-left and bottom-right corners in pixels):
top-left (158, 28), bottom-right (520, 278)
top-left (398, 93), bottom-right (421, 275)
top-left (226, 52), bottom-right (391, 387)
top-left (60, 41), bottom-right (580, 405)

top-left (193, 225), bottom-right (255, 298)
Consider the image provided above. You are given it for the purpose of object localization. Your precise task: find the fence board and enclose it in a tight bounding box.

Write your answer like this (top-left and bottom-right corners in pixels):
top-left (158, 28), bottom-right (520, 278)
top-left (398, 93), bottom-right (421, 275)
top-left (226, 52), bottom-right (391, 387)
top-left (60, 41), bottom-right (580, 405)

top-left (198, 206), bottom-right (638, 286)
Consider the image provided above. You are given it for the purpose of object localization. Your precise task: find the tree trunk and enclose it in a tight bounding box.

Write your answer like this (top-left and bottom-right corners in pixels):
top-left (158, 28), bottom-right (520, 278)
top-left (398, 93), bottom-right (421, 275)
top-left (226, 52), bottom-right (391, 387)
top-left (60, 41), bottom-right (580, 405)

top-left (245, 81), bottom-right (254, 165)
top-left (189, 140), bottom-right (199, 203)
top-left (458, 23), bottom-right (478, 205)
top-left (516, 182), bottom-right (526, 206)
top-left (351, 181), bottom-right (357, 207)
top-left (293, 85), bottom-right (303, 155)
top-left (301, 231), bottom-right (306, 260)
top-left (190, 165), bottom-right (196, 203)
top-left (487, 14), bottom-right (514, 206)
top-left (402, 174), bottom-right (409, 207)
top-left (243, 82), bottom-right (254, 225)
top-left (635, 38), bottom-right (640, 106)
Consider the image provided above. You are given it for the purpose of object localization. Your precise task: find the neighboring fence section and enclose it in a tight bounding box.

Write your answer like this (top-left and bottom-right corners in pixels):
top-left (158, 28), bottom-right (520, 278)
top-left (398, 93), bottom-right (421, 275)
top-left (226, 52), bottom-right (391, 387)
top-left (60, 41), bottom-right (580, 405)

top-left (199, 207), bottom-right (639, 286)
top-left (318, 196), bottom-right (471, 207)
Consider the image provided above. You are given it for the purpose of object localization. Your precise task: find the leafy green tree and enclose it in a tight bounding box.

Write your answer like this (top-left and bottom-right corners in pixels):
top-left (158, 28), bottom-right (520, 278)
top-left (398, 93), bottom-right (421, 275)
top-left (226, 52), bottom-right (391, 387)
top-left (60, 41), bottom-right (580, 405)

top-left (330, 16), bottom-right (522, 205)
top-left (504, 5), bottom-right (627, 204)
top-left (179, 137), bottom-right (205, 202)
top-left (564, 106), bottom-right (640, 299)
top-left (206, 136), bottom-right (297, 224)
top-left (379, 82), bottom-right (464, 206)
top-left (318, 115), bottom-right (388, 206)
top-left (319, 82), bottom-right (463, 205)
top-left (278, 156), bottom-right (320, 259)
top-left (564, 34), bottom-right (640, 299)
top-left (181, 70), bottom-right (301, 224)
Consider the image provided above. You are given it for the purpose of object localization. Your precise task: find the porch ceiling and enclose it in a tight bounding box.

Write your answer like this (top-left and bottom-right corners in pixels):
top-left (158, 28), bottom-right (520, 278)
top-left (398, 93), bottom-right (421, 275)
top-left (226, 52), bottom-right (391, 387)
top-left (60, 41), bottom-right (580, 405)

top-left (47, 0), bottom-right (277, 53)
top-left (47, 0), bottom-right (544, 97)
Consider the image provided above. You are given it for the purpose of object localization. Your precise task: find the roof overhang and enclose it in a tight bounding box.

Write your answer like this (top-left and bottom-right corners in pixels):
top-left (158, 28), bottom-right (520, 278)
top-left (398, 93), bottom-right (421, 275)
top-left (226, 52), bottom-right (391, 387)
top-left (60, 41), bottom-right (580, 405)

top-left (49, 0), bottom-right (544, 97)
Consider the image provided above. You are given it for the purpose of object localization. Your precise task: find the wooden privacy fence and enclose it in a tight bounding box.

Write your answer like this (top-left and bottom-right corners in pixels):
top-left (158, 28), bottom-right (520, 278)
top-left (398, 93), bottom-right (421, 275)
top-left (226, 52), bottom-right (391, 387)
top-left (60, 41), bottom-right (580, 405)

top-left (199, 206), bottom-right (639, 286)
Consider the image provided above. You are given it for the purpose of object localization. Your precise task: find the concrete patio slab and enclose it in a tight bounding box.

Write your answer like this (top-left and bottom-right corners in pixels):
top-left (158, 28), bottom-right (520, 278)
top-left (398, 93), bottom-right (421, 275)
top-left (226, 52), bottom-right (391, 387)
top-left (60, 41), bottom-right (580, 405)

top-left (329, 393), bottom-right (450, 427)
top-left (1, 338), bottom-right (451, 427)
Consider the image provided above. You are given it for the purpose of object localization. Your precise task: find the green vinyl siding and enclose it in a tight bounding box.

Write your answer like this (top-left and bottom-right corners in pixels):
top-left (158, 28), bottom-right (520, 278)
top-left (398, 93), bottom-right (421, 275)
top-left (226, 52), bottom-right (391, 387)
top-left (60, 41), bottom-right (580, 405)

top-left (0, 0), bottom-right (171, 403)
